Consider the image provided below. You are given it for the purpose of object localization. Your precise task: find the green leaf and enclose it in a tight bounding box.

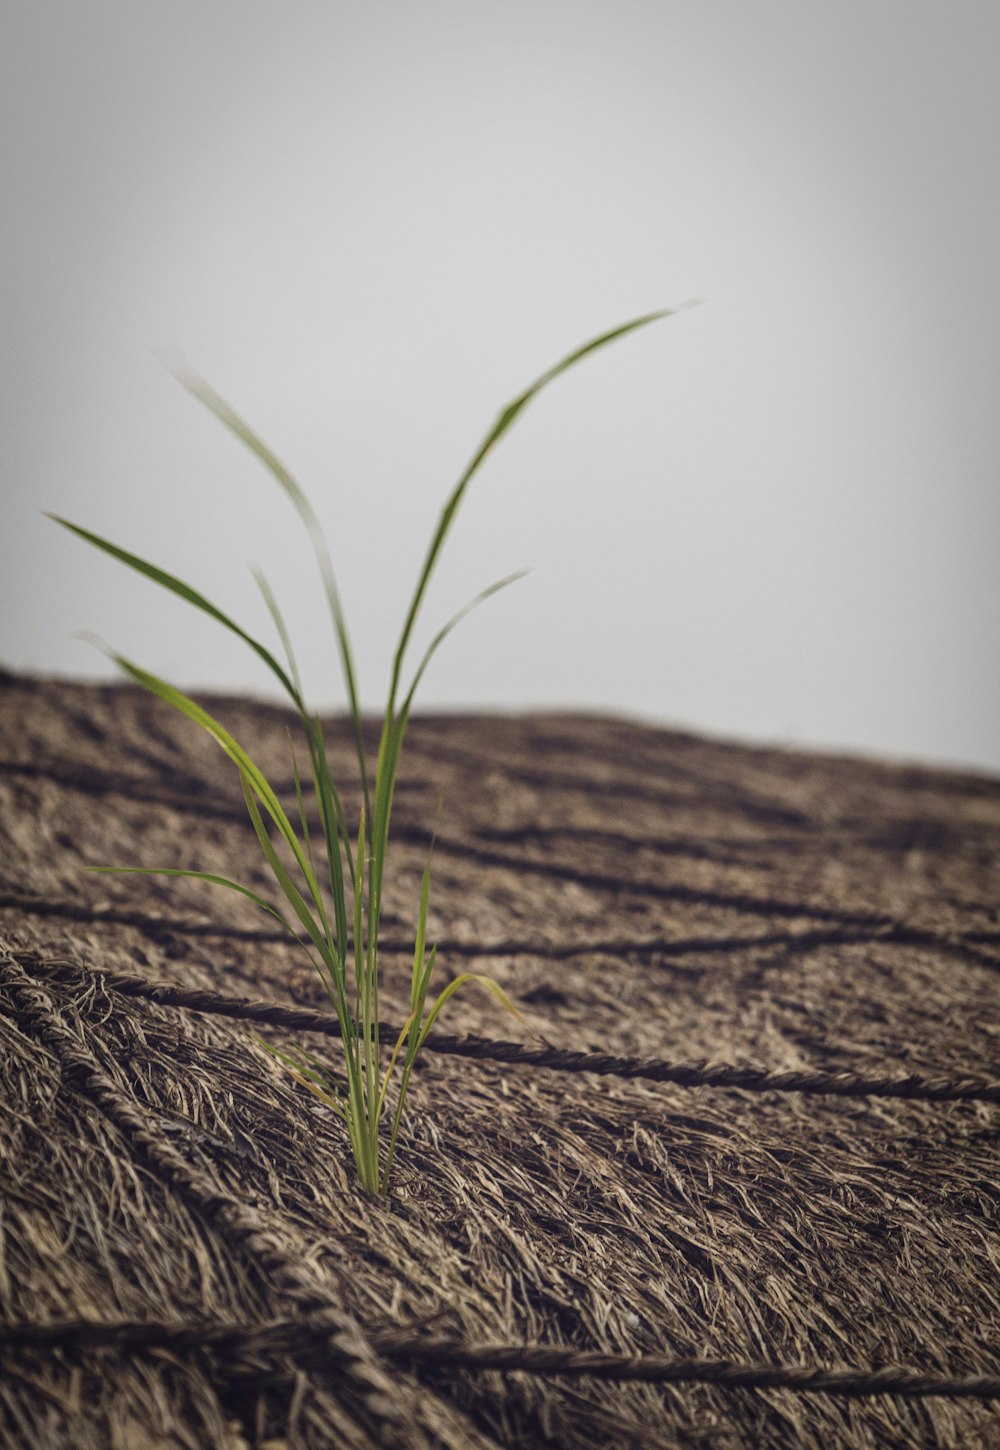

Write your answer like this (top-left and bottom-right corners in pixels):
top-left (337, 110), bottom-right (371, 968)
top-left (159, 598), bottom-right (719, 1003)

top-left (253, 567), bottom-right (304, 702)
top-left (410, 858), bottom-right (432, 1013)
top-left (238, 771), bottom-right (331, 972)
top-left (84, 865), bottom-right (294, 933)
top-left (256, 1036), bottom-right (348, 1121)
top-left (401, 568), bottom-right (529, 717)
top-left (49, 516), bottom-right (301, 708)
top-left (386, 305), bottom-right (693, 719)
top-left (417, 972), bottom-right (525, 1051)
top-left (169, 363), bottom-right (371, 821)
top-left (111, 655), bottom-right (309, 883)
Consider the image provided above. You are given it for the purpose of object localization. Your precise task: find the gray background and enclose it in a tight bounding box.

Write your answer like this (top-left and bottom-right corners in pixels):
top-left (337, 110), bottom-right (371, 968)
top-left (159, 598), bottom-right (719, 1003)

top-left (3, 1), bottom-right (998, 771)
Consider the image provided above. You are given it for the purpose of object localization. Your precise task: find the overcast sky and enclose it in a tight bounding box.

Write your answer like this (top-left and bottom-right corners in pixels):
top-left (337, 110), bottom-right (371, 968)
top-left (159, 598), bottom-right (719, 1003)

top-left (3, 1), bottom-right (998, 772)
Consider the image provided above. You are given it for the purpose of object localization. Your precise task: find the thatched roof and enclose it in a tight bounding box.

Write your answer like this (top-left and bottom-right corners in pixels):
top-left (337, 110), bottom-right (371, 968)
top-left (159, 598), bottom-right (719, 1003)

top-left (1, 671), bottom-right (998, 1448)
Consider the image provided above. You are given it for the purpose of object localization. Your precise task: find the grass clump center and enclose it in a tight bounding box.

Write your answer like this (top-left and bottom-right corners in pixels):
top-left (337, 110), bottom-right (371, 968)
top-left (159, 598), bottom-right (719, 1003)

top-left (52, 308), bottom-right (684, 1194)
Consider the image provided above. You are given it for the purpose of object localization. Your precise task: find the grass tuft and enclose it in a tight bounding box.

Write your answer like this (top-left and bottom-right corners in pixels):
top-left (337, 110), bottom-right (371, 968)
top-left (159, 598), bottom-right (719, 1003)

top-left (52, 307), bottom-right (688, 1193)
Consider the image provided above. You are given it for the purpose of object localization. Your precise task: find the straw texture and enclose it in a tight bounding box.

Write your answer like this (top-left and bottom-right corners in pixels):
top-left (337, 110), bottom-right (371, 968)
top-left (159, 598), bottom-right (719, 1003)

top-left (1, 672), bottom-right (998, 1448)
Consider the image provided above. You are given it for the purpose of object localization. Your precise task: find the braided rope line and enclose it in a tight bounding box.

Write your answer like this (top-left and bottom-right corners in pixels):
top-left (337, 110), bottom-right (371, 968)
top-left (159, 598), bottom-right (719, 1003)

top-left (4, 893), bottom-right (998, 976)
top-left (1, 1316), bottom-right (998, 1400)
top-left (0, 958), bottom-right (427, 1447)
top-left (11, 747), bottom-right (1000, 876)
top-left (0, 757), bottom-right (795, 867)
top-left (12, 952), bottom-right (1000, 1105)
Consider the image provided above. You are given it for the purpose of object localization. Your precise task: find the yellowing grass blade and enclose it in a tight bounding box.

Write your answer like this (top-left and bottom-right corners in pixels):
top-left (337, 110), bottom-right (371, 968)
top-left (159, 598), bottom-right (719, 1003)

top-left (255, 1037), bottom-right (347, 1120)
top-left (376, 1007), bottom-right (420, 1122)
top-left (417, 972), bottom-right (526, 1051)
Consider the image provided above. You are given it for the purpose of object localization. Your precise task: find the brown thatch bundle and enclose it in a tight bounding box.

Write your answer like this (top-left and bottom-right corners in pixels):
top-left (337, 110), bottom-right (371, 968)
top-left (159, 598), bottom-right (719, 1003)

top-left (1, 672), bottom-right (998, 1448)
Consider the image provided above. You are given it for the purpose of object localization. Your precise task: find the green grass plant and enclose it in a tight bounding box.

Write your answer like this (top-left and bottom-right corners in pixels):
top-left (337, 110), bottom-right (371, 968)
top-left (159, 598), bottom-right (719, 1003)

top-left (52, 308), bottom-right (684, 1194)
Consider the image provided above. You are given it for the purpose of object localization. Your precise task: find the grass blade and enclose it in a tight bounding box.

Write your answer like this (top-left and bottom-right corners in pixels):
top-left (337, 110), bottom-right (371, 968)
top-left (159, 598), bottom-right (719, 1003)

top-left (238, 772), bottom-right (331, 970)
top-left (416, 972), bottom-right (526, 1052)
top-left (410, 860), bottom-right (432, 1013)
top-left (386, 306), bottom-right (692, 718)
top-left (376, 1007), bottom-right (419, 1122)
top-left (49, 516), bottom-right (301, 708)
top-left (84, 865), bottom-right (295, 934)
top-left (286, 731), bottom-right (317, 883)
top-left (253, 567), bottom-right (304, 702)
top-left (256, 1037), bottom-right (348, 1120)
top-left (401, 569), bottom-right (529, 718)
top-left (111, 654), bottom-right (319, 902)
top-left (57, 306), bottom-right (689, 1194)
top-left (353, 806), bottom-right (366, 1002)
top-left (169, 364), bottom-right (371, 821)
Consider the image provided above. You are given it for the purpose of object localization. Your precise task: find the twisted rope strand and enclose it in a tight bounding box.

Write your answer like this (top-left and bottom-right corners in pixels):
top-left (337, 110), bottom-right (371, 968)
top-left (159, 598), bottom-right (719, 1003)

top-left (2, 1316), bottom-right (998, 1400)
top-left (2, 890), bottom-right (997, 972)
top-left (9, 951), bottom-right (1000, 1105)
top-left (0, 959), bottom-right (422, 1447)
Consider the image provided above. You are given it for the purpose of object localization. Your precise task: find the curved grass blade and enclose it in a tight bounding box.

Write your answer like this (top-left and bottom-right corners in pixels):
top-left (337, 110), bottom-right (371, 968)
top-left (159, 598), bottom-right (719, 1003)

top-left (113, 654), bottom-right (347, 994)
top-left (54, 523), bottom-right (357, 925)
top-left (256, 1037), bottom-right (348, 1121)
top-left (386, 306), bottom-right (691, 718)
top-left (112, 654), bottom-right (318, 900)
top-left (253, 566), bottom-right (304, 702)
top-left (376, 1006), bottom-right (420, 1122)
top-left (286, 731), bottom-right (318, 882)
top-left (379, 956), bottom-right (520, 1192)
top-left (84, 865), bottom-right (295, 934)
top-left (238, 771), bottom-right (333, 973)
top-left (169, 364), bottom-right (371, 822)
top-left (401, 568), bottom-right (529, 720)
top-left (416, 972), bottom-right (525, 1051)
top-left (236, 772), bottom-right (365, 1144)
top-left (364, 309), bottom-right (688, 994)
top-left (49, 516), bottom-right (301, 708)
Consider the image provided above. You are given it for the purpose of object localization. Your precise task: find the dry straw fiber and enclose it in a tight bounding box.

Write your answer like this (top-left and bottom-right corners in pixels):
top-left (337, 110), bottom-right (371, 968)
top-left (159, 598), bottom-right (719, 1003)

top-left (1, 672), bottom-right (998, 1448)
